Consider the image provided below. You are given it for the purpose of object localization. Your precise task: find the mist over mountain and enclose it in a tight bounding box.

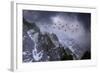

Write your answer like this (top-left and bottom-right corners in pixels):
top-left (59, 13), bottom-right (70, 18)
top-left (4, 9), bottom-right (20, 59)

top-left (23, 10), bottom-right (91, 62)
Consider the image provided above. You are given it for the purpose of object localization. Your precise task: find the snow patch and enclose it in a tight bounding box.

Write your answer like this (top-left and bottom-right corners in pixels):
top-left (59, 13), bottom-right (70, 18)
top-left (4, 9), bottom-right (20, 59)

top-left (32, 47), bottom-right (43, 61)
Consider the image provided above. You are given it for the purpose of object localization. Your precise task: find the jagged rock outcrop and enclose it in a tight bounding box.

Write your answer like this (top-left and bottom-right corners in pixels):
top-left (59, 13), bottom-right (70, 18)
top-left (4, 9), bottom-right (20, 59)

top-left (23, 18), bottom-right (87, 62)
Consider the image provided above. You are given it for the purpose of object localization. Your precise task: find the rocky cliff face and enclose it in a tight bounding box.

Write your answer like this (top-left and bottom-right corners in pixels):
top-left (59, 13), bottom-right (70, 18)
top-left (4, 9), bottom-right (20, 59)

top-left (23, 18), bottom-right (89, 62)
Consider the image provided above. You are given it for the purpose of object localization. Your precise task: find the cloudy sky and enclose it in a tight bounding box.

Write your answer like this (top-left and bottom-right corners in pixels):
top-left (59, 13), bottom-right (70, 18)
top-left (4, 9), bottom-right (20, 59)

top-left (23, 10), bottom-right (91, 52)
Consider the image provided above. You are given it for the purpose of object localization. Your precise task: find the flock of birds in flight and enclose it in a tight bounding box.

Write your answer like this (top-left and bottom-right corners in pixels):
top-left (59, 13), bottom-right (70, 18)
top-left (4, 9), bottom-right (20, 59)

top-left (50, 22), bottom-right (79, 33)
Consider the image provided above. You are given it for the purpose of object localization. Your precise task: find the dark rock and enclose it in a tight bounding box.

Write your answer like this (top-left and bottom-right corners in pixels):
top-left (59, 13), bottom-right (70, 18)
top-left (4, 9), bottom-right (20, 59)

top-left (81, 51), bottom-right (91, 59)
top-left (23, 17), bottom-right (40, 32)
